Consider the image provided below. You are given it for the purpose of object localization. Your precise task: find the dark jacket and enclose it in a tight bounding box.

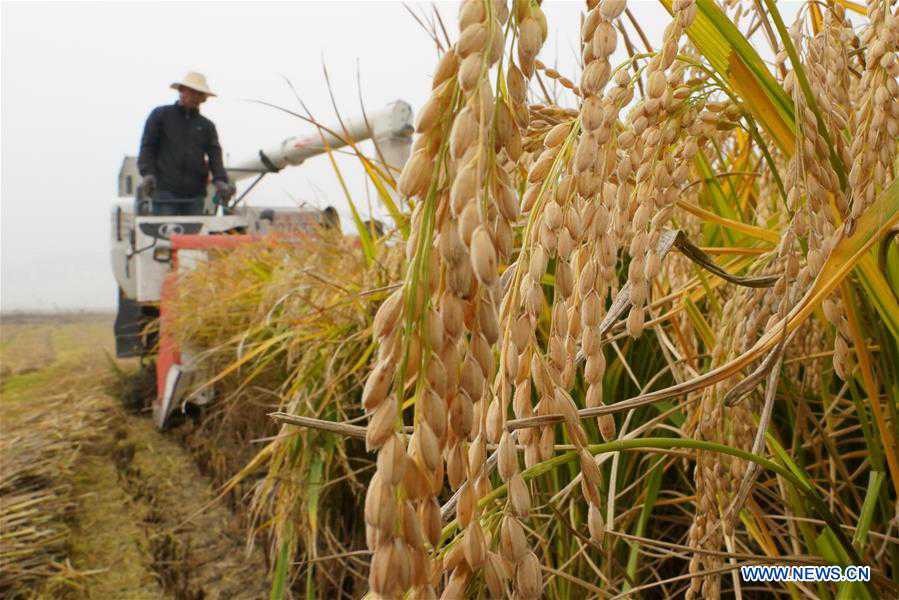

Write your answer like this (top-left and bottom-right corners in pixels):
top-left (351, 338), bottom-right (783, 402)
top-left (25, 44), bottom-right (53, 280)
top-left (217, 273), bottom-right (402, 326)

top-left (138, 102), bottom-right (228, 198)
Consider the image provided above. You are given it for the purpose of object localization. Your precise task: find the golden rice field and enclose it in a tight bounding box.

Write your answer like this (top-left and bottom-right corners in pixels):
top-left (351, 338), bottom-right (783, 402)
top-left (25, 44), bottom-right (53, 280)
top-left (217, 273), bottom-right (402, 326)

top-left (159, 1), bottom-right (899, 599)
top-left (4, 1), bottom-right (896, 599)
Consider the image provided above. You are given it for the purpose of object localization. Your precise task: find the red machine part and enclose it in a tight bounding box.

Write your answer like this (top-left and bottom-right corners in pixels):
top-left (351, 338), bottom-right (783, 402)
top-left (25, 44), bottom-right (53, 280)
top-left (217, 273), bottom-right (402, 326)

top-left (155, 234), bottom-right (257, 406)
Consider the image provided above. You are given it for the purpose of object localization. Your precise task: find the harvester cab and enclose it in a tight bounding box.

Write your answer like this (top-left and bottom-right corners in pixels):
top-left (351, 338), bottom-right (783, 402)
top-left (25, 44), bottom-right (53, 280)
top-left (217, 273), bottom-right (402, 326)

top-left (110, 100), bottom-right (413, 428)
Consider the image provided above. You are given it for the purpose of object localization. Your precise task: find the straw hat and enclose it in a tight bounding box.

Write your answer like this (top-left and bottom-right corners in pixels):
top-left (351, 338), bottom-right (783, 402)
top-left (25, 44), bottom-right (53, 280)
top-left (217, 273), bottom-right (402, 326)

top-left (170, 71), bottom-right (216, 97)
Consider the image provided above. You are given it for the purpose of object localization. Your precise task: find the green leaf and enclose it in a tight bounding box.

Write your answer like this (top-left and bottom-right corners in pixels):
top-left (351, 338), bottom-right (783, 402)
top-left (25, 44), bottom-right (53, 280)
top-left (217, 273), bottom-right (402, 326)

top-left (853, 471), bottom-right (885, 551)
top-left (658, 0), bottom-right (795, 153)
top-left (270, 528), bottom-right (291, 600)
top-left (817, 527), bottom-right (875, 600)
top-left (624, 458), bottom-right (664, 589)
top-left (324, 147), bottom-right (376, 264)
top-left (305, 451), bottom-right (325, 600)
top-left (683, 296), bottom-right (715, 350)
top-left (857, 255), bottom-right (899, 344)
top-left (357, 154), bottom-right (409, 239)
top-left (694, 151), bottom-right (737, 246)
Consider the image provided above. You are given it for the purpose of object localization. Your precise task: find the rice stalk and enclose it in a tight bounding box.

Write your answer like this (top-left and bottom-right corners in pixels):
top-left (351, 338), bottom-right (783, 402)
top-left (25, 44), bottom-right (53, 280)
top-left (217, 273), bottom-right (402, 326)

top-left (164, 2), bottom-right (898, 597)
top-left (167, 230), bottom-right (403, 597)
top-left (0, 394), bottom-right (108, 597)
top-left (360, 1), bottom-right (899, 598)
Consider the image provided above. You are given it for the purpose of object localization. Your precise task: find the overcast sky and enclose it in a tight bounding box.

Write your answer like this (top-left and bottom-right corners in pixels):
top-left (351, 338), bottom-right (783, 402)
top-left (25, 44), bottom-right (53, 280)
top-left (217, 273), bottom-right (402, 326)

top-left (1, 1), bottom-right (676, 311)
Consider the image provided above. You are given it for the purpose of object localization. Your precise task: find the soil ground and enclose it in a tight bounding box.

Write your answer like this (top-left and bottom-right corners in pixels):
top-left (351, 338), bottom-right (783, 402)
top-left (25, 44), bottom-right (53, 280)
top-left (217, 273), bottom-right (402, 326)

top-left (1, 313), bottom-right (270, 599)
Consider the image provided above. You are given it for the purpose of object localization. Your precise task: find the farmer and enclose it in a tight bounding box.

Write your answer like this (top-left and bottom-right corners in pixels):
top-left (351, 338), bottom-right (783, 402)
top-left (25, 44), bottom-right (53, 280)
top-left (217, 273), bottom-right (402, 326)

top-left (137, 71), bottom-right (235, 215)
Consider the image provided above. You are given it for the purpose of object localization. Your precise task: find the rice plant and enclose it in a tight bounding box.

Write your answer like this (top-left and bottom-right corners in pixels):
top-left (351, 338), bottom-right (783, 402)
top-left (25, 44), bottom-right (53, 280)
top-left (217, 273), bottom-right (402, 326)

top-left (167, 231), bottom-right (403, 597)
top-left (164, 1), bottom-right (896, 597)
top-left (358, 1), bottom-right (899, 598)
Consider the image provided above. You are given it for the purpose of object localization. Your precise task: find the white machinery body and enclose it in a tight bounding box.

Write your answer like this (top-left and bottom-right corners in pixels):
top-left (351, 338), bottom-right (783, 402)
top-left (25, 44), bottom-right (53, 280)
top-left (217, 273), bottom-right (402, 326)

top-left (227, 100), bottom-right (412, 181)
top-left (110, 206), bottom-right (309, 304)
top-left (110, 100), bottom-right (413, 306)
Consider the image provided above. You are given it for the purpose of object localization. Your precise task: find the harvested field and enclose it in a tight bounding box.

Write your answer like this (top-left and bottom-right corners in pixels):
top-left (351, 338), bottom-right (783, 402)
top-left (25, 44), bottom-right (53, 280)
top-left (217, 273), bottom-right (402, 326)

top-left (0, 315), bottom-right (268, 599)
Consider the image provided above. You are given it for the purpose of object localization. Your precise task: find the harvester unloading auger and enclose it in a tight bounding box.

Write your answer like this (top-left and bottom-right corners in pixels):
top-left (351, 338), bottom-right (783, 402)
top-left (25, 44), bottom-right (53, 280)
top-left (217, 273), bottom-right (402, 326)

top-left (110, 101), bottom-right (413, 428)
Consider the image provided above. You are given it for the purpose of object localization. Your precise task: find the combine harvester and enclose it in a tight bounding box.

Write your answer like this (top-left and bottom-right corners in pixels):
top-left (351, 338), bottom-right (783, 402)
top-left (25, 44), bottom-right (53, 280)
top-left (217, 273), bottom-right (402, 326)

top-left (110, 101), bottom-right (413, 428)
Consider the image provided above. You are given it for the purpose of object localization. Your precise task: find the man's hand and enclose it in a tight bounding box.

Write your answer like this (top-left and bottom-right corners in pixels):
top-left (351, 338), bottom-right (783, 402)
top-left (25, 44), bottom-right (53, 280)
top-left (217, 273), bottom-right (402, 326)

top-left (214, 180), bottom-right (236, 203)
top-left (138, 174), bottom-right (156, 197)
